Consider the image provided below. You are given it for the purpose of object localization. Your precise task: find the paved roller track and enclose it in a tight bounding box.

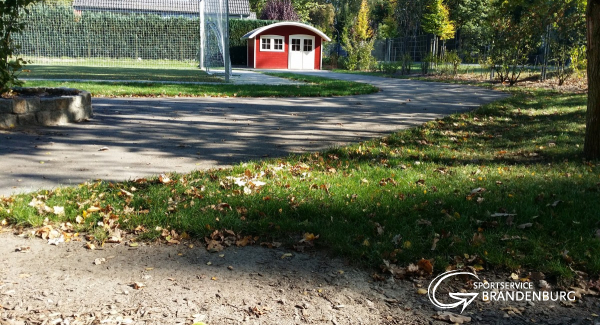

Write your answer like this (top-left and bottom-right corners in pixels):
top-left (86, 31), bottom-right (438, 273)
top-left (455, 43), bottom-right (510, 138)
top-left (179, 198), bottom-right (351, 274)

top-left (0, 71), bottom-right (507, 196)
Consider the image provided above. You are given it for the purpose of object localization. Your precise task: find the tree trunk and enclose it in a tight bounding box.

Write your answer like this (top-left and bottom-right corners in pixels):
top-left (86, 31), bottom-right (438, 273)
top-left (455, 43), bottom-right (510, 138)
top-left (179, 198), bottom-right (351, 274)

top-left (584, 0), bottom-right (600, 159)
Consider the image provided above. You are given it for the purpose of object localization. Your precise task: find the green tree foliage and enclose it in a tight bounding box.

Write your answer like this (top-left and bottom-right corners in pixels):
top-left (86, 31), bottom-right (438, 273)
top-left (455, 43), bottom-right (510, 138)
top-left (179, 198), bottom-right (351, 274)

top-left (394, 0), bottom-right (427, 38)
top-left (0, 0), bottom-right (37, 94)
top-left (328, 0), bottom-right (361, 41)
top-left (421, 0), bottom-right (455, 40)
top-left (487, 0), bottom-right (542, 85)
top-left (547, 0), bottom-right (587, 85)
top-left (308, 3), bottom-right (335, 36)
top-left (290, 0), bottom-right (320, 22)
top-left (377, 0), bottom-right (399, 39)
top-left (446, 0), bottom-right (491, 61)
top-left (249, 0), bottom-right (268, 14)
top-left (341, 0), bottom-right (376, 71)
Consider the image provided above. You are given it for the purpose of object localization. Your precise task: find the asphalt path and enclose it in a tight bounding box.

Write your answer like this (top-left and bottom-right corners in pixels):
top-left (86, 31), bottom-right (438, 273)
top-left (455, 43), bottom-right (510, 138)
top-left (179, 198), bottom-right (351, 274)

top-left (0, 71), bottom-right (507, 196)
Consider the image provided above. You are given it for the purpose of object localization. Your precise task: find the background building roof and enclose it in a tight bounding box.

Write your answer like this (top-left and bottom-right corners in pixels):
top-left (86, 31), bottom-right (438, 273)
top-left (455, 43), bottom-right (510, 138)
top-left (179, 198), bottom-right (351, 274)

top-left (73, 0), bottom-right (252, 17)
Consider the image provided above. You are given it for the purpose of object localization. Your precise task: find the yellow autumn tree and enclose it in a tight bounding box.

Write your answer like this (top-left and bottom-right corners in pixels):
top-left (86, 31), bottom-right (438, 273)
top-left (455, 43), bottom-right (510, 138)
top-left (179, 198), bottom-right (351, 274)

top-left (422, 0), bottom-right (455, 40)
top-left (355, 0), bottom-right (373, 40)
top-left (341, 0), bottom-right (376, 71)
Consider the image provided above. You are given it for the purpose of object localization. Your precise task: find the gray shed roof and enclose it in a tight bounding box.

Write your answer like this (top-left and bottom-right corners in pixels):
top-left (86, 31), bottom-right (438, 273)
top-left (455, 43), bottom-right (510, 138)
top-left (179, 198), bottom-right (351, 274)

top-left (73, 0), bottom-right (252, 17)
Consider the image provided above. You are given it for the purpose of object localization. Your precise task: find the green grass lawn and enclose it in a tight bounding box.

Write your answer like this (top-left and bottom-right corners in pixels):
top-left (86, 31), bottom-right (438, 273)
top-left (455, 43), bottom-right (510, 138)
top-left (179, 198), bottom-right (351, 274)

top-left (1, 86), bottom-right (597, 282)
top-left (22, 65), bottom-right (223, 83)
top-left (23, 73), bottom-right (379, 97)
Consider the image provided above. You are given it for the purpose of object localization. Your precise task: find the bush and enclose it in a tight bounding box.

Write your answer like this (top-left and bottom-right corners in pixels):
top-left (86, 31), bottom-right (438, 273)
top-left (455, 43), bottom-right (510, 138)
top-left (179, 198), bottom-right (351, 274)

top-left (444, 50), bottom-right (461, 75)
top-left (400, 53), bottom-right (412, 75)
top-left (1, 0), bottom-right (37, 94)
top-left (377, 61), bottom-right (399, 74)
top-left (421, 53), bottom-right (436, 75)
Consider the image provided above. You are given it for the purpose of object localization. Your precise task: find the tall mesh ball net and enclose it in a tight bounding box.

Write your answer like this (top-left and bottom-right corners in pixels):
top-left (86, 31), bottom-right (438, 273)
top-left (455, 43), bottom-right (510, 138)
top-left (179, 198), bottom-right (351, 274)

top-left (15, 0), bottom-right (230, 77)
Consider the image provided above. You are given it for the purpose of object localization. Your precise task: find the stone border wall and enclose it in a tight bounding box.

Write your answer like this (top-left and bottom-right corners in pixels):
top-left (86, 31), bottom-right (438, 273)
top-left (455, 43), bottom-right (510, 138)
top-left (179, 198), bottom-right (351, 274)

top-left (0, 88), bottom-right (92, 129)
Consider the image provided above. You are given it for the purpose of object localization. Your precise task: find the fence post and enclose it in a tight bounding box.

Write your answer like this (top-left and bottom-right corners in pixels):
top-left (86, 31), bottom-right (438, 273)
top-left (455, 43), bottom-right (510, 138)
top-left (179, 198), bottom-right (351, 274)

top-left (224, 0), bottom-right (230, 82)
top-left (541, 24), bottom-right (550, 81)
top-left (199, 0), bottom-right (205, 69)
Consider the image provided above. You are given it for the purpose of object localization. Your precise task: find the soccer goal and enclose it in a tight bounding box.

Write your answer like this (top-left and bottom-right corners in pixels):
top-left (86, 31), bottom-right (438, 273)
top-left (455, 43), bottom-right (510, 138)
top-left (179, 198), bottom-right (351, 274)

top-left (15, 0), bottom-right (230, 76)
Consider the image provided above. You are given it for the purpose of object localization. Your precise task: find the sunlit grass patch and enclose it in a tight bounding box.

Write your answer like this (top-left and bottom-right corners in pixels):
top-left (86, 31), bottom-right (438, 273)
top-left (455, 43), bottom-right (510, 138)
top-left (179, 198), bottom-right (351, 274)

top-left (23, 72), bottom-right (379, 98)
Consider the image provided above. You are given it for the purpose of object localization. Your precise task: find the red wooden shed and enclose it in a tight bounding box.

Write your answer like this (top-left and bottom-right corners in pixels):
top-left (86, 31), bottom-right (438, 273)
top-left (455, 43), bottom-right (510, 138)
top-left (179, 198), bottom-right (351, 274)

top-left (241, 22), bottom-right (331, 70)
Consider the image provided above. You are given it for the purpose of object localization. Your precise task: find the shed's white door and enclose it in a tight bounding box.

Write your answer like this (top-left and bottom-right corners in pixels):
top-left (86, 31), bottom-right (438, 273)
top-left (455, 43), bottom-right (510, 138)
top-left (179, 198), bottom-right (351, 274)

top-left (289, 35), bottom-right (315, 70)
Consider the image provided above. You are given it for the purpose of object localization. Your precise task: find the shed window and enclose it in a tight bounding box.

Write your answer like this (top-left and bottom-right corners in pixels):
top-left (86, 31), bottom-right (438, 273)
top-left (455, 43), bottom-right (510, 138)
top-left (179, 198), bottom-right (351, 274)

top-left (261, 38), bottom-right (270, 50)
top-left (303, 39), bottom-right (313, 52)
top-left (260, 35), bottom-right (285, 52)
top-left (291, 39), bottom-right (301, 51)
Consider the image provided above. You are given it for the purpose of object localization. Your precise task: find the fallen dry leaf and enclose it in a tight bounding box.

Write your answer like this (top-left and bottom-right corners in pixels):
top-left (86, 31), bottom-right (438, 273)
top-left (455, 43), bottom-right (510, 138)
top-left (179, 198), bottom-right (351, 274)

top-left (86, 206), bottom-right (101, 213)
top-left (94, 258), bottom-right (106, 265)
top-left (549, 200), bottom-right (562, 207)
top-left (472, 233), bottom-right (486, 246)
top-left (433, 311), bottom-right (471, 324)
top-left (281, 253), bottom-right (293, 259)
top-left (490, 213), bottom-right (517, 218)
top-left (236, 235), bottom-right (253, 247)
top-left (416, 219), bottom-right (432, 226)
top-left (517, 223), bottom-right (533, 229)
top-left (120, 189), bottom-right (134, 198)
top-left (501, 306), bottom-right (522, 315)
top-left (15, 246), bottom-right (30, 253)
top-left (417, 288), bottom-right (428, 295)
top-left (158, 174), bottom-right (171, 184)
top-left (417, 259), bottom-right (433, 275)
top-left (539, 280), bottom-right (551, 291)
top-left (471, 187), bottom-right (485, 194)
top-left (206, 239), bottom-right (224, 252)
top-left (301, 233), bottom-right (319, 243)
top-left (53, 206), bottom-right (65, 216)
top-left (98, 147), bottom-right (109, 151)
top-left (260, 242), bottom-right (282, 249)
top-left (131, 282), bottom-right (146, 290)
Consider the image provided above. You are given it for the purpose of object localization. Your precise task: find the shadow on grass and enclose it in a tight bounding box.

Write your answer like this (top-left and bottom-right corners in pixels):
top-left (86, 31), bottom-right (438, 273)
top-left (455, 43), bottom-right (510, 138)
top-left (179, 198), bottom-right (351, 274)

top-left (23, 65), bottom-right (223, 83)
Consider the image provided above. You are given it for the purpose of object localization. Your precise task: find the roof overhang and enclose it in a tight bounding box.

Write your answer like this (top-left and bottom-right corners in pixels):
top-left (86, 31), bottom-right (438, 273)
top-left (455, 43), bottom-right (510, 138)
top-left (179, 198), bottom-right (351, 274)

top-left (241, 22), bottom-right (331, 42)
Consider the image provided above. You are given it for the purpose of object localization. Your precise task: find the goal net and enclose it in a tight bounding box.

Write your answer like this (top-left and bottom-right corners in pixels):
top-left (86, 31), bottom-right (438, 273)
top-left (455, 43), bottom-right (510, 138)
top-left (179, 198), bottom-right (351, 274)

top-left (14, 0), bottom-right (230, 75)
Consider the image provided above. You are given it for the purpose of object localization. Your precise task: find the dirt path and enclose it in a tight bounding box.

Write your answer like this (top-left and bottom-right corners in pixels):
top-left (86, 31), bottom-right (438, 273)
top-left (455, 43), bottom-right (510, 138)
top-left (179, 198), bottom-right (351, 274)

top-left (1, 232), bottom-right (598, 325)
top-left (0, 72), bottom-right (506, 196)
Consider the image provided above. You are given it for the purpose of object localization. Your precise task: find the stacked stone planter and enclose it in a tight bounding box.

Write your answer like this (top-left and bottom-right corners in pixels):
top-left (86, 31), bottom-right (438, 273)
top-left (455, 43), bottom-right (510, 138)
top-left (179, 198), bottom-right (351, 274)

top-left (0, 88), bottom-right (92, 129)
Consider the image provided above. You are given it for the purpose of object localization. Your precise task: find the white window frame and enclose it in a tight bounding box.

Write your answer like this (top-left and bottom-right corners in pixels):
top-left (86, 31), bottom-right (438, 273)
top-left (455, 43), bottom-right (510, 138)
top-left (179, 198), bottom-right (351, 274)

top-left (259, 35), bottom-right (285, 52)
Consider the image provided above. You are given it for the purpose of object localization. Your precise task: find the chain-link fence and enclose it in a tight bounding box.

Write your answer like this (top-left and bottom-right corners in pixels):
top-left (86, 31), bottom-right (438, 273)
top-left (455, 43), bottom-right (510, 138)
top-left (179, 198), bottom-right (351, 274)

top-left (372, 34), bottom-right (458, 63)
top-left (14, 0), bottom-right (229, 75)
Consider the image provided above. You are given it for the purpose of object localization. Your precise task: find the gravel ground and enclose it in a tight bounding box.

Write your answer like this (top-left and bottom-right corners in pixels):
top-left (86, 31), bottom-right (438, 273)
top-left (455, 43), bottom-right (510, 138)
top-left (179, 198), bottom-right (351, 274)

top-left (1, 232), bottom-right (598, 325)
